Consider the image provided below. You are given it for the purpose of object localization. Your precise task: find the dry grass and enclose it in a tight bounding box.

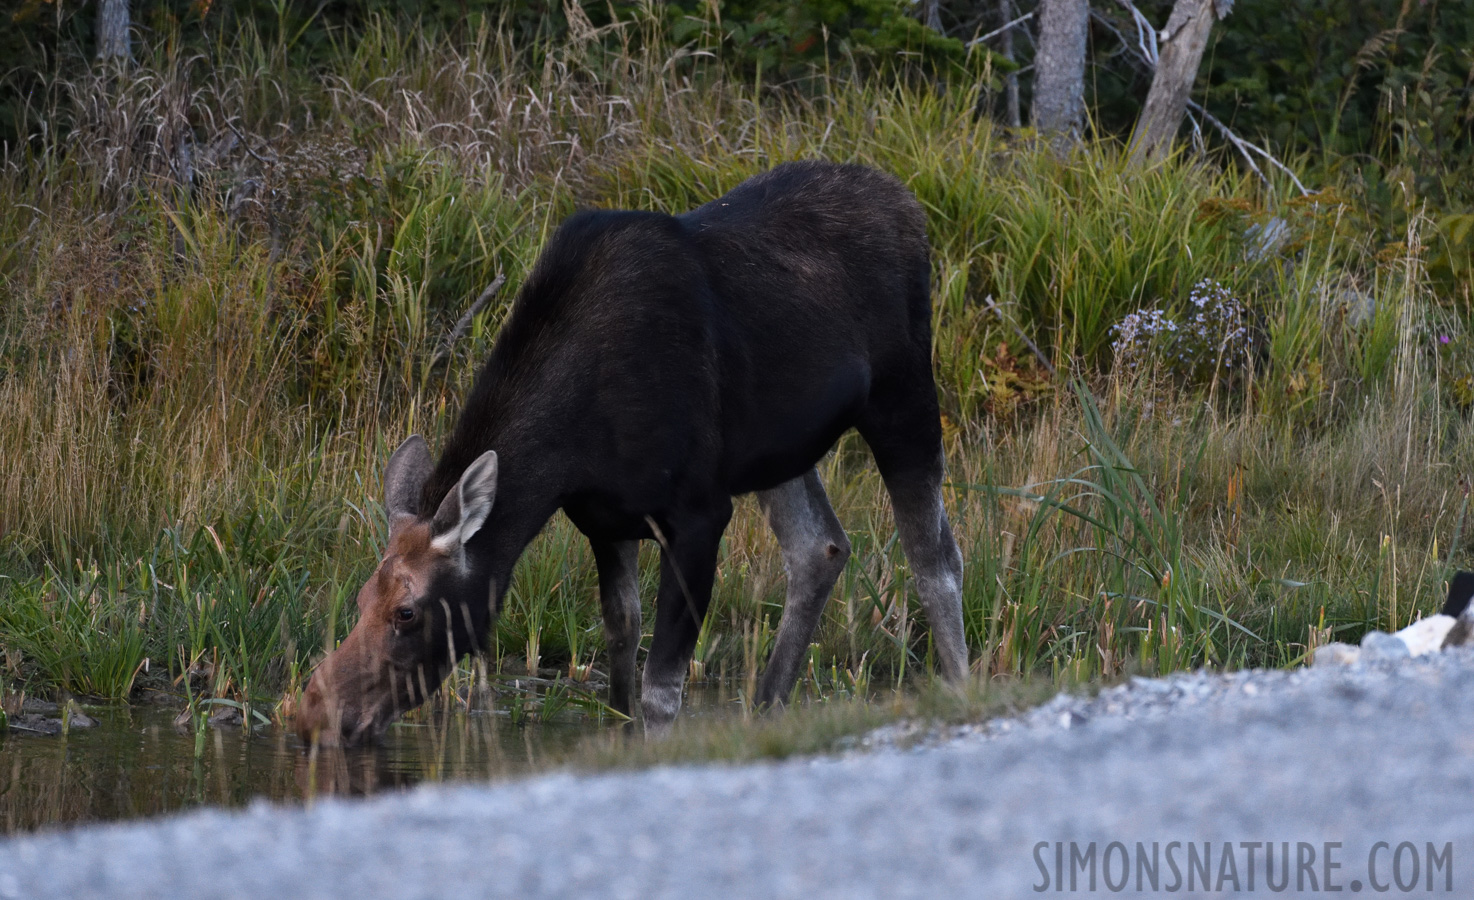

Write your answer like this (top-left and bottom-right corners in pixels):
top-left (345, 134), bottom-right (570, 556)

top-left (0, 17), bottom-right (1470, 712)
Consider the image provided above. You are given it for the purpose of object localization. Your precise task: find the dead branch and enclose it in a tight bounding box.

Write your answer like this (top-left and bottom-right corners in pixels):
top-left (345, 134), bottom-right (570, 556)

top-left (432, 273), bottom-right (507, 367)
top-left (969, 11), bottom-right (1035, 47)
top-left (1091, 4), bottom-right (1310, 195)
top-left (983, 295), bottom-right (1057, 376)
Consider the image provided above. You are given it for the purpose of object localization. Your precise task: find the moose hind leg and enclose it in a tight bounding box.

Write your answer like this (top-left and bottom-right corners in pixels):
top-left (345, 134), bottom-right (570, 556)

top-left (861, 415), bottom-right (969, 682)
top-left (592, 540), bottom-right (642, 717)
top-left (755, 469), bottom-right (851, 708)
top-left (887, 455), bottom-right (968, 681)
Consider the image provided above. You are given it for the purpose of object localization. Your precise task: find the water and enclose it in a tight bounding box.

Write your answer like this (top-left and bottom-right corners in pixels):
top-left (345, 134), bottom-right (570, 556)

top-left (0, 686), bottom-right (743, 833)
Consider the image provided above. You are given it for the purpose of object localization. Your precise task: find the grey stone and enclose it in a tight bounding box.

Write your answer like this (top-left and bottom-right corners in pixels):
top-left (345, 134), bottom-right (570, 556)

top-left (1360, 630), bottom-right (1411, 662)
top-left (1245, 216), bottom-right (1290, 261)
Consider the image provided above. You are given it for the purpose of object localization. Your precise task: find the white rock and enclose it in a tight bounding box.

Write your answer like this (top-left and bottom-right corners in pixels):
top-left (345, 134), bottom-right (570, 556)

top-left (1312, 642), bottom-right (1361, 666)
top-left (1360, 630), bottom-right (1411, 663)
top-left (1393, 614), bottom-right (1457, 656)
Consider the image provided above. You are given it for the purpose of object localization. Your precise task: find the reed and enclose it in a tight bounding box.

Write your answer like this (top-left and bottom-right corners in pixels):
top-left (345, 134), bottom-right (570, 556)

top-left (1, 17), bottom-right (1469, 711)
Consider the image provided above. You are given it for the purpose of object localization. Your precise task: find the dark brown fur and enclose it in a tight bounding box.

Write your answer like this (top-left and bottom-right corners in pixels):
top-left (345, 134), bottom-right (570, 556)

top-left (296, 161), bottom-right (967, 745)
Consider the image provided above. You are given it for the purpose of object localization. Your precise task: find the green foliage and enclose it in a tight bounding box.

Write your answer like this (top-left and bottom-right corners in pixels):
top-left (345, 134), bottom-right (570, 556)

top-left (1, 18), bottom-right (1472, 714)
top-left (978, 153), bottom-right (1256, 366)
top-left (1436, 330), bottom-right (1474, 410)
top-left (0, 503), bottom-right (340, 703)
top-left (664, 0), bottom-right (984, 83)
top-left (301, 150), bottom-right (541, 398)
top-left (1204, 0), bottom-right (1474, 163)
top-left (1200, 0), bottom-right (1474, 297)
top-left (0, 564), bottom-right (148, 701)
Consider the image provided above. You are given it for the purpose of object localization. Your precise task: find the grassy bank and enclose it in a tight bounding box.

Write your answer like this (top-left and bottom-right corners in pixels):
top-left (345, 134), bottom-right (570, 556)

top-left (1, 18), bottom-right (1471, 719)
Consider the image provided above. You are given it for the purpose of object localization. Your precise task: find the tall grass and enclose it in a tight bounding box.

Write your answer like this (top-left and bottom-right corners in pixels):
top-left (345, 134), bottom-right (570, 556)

top-left (1, 15), bottom-right (1470, 709)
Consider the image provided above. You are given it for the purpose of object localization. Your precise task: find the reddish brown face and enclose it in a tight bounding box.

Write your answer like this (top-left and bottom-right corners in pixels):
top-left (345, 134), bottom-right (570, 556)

top-left (296, 522), bottom-right (453, 746)
top-left (295, 436), bottom-right (499, 748)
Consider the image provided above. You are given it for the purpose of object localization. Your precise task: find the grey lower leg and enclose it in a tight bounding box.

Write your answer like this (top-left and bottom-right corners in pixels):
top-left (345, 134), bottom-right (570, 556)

top-left (592, 540), bottom-right (642, 717)
top-left (641, 509), bottom-right (728, 735)
top-left (885, 455), bottom-right (969, 682)
top-left (755, 469), bottom-right (851, 707)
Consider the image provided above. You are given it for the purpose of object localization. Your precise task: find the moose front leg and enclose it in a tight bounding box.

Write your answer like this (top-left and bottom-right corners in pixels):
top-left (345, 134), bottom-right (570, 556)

top-left (591, 539), bottom-right (642, 717)
top-left (640, 507), bottom-right (729, 734)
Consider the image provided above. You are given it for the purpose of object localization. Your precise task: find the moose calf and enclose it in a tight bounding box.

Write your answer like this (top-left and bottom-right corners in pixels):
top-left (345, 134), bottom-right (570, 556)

top-left (296, 160), bottom-right (968, 745)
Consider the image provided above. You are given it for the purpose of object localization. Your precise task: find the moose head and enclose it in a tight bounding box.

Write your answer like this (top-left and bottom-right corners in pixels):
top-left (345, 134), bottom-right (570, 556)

top-left (296, 436), bottom-right (498, 747)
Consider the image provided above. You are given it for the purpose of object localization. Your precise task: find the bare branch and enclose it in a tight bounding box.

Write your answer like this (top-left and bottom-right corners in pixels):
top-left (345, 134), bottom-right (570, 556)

top-left (1113, 0), bottom-right (1160, 63)
top-left (1090, 6), bottom-right (1310, 195)
top-left (968, 12), bottom-right (1034, 47)
top-left (223, 118), bottom-right (277, 165)
top-left (983, 295), bottom-right (1057, 377)
top-left (432, 273), bottom-right (507, 367)
top-left (1188, 100), bottom-right (1311, 195)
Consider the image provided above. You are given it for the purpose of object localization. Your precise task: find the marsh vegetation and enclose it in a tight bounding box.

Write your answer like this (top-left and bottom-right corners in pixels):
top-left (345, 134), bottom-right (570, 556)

top-left (1, 7), bottom-right (1471, 821)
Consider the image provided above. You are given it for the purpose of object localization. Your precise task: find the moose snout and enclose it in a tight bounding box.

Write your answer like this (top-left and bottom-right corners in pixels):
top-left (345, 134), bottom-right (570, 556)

top-left (294, 670), bottom-right (371, 749)
top-left (295, 651), bottom-right (404, 748)
top-left (294, 674), bottom-right (338, 747)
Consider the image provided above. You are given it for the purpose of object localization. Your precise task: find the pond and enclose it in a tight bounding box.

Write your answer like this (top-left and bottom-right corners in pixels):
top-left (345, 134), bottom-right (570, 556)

top-left (0, 683), bottom-right (745, 834)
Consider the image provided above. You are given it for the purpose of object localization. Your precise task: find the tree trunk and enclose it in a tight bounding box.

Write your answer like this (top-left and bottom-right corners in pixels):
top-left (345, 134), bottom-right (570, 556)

top-left (920, 0), bottom-right (943, 32)
top-left (999, 0), bottom-right (1022, 127)
top-left (1030, 0), bottom-right (1089, 145)
top-left (1127, 0), bottom-right (1230, 165)
top-left (96, 0), bottom-right (131, 63)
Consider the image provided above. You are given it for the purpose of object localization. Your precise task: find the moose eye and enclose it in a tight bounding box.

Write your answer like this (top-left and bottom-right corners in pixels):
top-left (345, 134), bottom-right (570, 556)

top-left (394, 607), bottom-right (418, 627)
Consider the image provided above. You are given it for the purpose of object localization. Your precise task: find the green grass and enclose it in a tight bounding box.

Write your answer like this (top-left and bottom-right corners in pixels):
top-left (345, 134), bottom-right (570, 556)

top-left (563, 675), bottom-right (1069, 770)
top-left (1, 17), bottom-right (1471, 717)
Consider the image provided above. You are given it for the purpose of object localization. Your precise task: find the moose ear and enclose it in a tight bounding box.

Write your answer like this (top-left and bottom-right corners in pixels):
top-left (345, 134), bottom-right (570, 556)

top-left (384, 435), bottom-right (433, 526)
top-left (431, 451), bottom-right (498, 553)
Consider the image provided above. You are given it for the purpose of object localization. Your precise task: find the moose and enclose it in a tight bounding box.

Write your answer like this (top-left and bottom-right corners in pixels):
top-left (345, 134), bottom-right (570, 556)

top-left (295, 160), bottom-right (969, 746)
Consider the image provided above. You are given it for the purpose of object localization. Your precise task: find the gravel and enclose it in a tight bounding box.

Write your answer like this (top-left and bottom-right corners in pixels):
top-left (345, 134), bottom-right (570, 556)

top-left (4, 650), bottom-right (1474, 898)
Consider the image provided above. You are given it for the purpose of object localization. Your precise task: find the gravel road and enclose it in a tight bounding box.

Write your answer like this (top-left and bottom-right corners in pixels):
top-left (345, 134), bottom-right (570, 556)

top-left (4, 651), bottom-right (1474, 898)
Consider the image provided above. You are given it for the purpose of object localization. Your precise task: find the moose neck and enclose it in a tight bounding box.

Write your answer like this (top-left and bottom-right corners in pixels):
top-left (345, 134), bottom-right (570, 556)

top-left (418, 328), bottom-right (573, 631)
top-left (465, 481), bottom-right (556, 625)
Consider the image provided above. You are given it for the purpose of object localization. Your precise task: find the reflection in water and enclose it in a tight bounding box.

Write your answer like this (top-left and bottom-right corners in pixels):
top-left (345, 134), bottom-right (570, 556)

top-left (296, 745), bottom-right (420, 797)
top-left (0, 684), bottom-right (741, 833)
